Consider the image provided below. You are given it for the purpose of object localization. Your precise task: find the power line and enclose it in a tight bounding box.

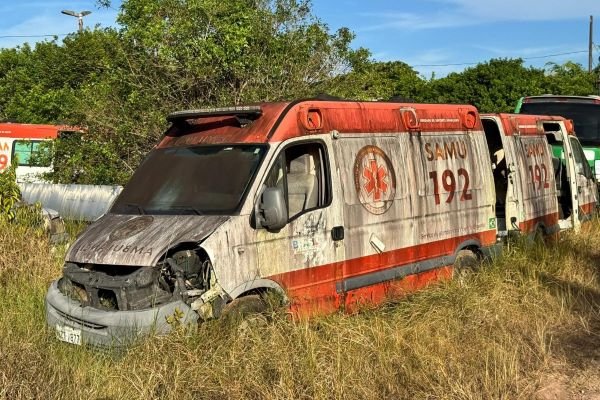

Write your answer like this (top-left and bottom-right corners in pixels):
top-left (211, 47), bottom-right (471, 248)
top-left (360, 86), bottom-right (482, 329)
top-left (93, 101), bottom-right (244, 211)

top-left (412, 50), bottom-right (588, 68)
top-left (0, 34), bottom-right (69, 39)
top-left (525, 50), bottom-right (588, 60)
top-left (0, 33), bottom-right (590, 68)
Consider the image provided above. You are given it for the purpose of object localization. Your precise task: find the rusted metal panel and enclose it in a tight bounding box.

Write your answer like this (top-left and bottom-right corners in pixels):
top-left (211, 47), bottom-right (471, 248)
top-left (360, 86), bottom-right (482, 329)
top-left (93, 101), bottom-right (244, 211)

top-left (159, 102), bottom-right (289, 147)
top-left (19, 183), bottom-right (123, 221)
top-left (497, 113), bottom-right (572, 136)
top-left (66, 214), bottom-right (228, 266)
top-left (158, 100), bottom-right (482, 146)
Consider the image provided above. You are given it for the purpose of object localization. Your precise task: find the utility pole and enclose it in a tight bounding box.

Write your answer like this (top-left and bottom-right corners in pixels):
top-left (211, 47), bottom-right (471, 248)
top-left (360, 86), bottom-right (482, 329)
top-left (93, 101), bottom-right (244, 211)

top-left (589, 15), bottom-right (594, 73)
top-left (61, 10), bottom-right (92, 33)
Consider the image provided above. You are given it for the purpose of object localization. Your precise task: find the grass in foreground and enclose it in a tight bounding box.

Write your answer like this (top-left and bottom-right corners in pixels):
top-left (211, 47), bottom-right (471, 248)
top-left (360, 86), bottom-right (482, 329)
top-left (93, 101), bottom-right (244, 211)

top-left (1, 221), bottom-right (599, 399)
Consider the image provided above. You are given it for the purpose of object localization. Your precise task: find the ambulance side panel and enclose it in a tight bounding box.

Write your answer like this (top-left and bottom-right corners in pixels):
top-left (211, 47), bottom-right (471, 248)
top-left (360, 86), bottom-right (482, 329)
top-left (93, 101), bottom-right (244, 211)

top-left (205, 102), bottom-right (499, 316)
top-left (333, 128), bottom-right (496, 307)
top-left (483, 114), bottom-right (561, 237)
top-left (333, 133), bottom-right (418, 306)
top-left (512, 135), bottom-right (560, 235)
top-left (0, 137), bottom-right (14, 170)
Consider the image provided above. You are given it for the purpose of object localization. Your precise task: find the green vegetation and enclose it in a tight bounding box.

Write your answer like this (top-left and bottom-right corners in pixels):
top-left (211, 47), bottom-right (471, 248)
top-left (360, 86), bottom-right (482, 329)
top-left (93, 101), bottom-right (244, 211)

top-left (0, 2), bottom-right (599, 398)
top-left (0, 0), bottom-right (595, 185)
top-left (0, 161), bottom-right (20, 221)
top-left (1, 218), bottom-right (599, 399)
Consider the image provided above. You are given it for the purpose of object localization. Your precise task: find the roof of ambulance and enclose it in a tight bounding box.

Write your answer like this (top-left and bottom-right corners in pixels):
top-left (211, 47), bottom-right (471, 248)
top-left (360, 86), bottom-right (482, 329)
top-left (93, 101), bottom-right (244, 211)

top-left (481, 113), bottom-right (575, 136)
top-left (0, 123), bottom-right (72, 139)
top-left (159, 99), bottom-right (481, 147)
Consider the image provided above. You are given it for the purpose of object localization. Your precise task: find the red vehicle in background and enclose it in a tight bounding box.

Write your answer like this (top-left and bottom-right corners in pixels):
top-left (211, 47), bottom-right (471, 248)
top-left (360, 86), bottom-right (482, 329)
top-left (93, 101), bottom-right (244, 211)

top-left (0, 123), bottom-right (77, 182)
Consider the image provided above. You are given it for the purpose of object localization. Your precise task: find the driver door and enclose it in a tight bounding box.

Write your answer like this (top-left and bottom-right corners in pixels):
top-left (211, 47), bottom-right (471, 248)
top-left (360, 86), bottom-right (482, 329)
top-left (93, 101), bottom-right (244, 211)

top-left (568, 137), bottom-right (598, 228)
top-left (252, 136), bottom-right (345, 315)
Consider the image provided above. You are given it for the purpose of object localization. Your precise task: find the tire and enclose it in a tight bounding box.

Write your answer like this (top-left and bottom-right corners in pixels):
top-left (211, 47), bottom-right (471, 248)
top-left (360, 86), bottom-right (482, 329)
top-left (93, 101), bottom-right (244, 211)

top-left (221, 294), bottom-right (268, 321)
top-left (532, 226), bottom-right (546, 246)
top-left (453, 249), bottom-right (479, 281)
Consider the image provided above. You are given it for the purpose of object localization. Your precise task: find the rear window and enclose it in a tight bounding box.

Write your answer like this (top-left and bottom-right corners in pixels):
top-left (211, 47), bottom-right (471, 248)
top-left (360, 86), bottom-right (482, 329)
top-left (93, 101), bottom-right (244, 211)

top-left (519, 102), bottom-right (600, 145)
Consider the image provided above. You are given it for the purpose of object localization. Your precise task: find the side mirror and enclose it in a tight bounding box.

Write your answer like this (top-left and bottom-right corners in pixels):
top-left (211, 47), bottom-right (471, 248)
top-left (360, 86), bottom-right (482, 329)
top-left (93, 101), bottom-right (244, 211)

top-left (257, 186), bottom-right (288, 231)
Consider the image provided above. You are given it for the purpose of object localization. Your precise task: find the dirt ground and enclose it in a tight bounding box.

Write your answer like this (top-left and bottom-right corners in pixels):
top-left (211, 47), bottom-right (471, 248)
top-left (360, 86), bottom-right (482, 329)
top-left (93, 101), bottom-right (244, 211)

top-left (535, 319), bottom-right (600, 399)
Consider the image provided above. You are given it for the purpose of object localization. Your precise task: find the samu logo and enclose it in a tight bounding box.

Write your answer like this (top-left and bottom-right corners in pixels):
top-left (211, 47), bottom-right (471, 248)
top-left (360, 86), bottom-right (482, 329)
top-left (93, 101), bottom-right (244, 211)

top-left (353, 145), bottom-right (397, 215)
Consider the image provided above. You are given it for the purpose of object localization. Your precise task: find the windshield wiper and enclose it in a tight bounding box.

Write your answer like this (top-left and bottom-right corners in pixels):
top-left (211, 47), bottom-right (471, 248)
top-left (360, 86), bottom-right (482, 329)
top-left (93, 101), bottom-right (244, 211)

top-left (125, 203), bottom-right (146, 215)
top-left (170, 206), bottom-right (203, 215)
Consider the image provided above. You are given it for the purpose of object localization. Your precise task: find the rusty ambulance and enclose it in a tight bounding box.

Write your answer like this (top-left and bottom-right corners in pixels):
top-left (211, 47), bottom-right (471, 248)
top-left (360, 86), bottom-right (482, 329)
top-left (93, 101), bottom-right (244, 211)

top-left (482, 113), bottom-right (596, 235)
top-left (43, 100), bottom-right (583, 348)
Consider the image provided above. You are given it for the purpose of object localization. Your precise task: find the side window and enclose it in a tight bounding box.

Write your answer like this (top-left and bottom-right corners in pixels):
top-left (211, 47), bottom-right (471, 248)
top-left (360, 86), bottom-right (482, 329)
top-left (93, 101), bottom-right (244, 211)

top-left (31, 141), bottom-right (52, 167)
top-left (13, 141), bottom-right (32, 166)
top-left (264, 142), bottom-right (329, 221)
top-left (12, 140), bottom-right (52, 167)
top-left (570, 137), bottom-right (593, 179)
top-left (263, 153), bottom-right (285, 190)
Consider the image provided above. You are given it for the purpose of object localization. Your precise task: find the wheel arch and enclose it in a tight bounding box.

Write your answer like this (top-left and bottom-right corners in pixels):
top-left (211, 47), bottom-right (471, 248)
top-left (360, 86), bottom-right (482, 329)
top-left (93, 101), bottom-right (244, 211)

top-left (228, 278), bottom-right (288, 302)
top-left (453, 238), bottom-right (483, 259)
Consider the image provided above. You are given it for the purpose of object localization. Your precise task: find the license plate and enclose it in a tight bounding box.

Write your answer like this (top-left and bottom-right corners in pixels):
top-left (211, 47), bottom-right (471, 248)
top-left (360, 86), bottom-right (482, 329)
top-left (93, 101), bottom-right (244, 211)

top-left (55, 324), bottom-right (82, 346)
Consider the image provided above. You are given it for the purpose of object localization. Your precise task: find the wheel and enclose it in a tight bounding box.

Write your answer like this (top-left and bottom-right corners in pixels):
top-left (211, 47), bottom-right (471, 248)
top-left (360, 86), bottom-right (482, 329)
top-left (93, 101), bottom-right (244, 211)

top-left (221, 294), bottom-right (268, 320)
top-left (532, 226), bottom-right (546, 245)
top-left (453, 249), bottom-right (479, 281)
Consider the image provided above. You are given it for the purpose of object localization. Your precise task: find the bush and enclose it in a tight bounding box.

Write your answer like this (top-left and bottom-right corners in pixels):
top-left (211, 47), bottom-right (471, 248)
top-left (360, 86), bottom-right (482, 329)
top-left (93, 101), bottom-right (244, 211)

top-left (0, 162), bottom-right (21, 221)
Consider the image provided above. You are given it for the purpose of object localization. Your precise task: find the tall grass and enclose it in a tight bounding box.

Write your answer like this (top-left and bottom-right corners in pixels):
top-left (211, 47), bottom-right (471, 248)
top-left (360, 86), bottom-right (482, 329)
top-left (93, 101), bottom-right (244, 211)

top-left (1, 220), bottom-right (599, 399)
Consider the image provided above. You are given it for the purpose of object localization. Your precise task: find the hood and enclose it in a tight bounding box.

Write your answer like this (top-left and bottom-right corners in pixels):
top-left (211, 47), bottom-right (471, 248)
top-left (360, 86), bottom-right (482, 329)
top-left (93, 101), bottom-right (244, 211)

top-left (66, 213), bottom-right (229, 267)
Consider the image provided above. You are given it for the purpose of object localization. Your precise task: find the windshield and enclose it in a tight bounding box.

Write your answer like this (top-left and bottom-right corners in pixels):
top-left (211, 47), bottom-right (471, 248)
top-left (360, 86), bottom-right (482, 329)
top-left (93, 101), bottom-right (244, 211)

top-left (111, 144), bottom-right (267, 215)
top-left (519, 102), bottom-right (600, 145)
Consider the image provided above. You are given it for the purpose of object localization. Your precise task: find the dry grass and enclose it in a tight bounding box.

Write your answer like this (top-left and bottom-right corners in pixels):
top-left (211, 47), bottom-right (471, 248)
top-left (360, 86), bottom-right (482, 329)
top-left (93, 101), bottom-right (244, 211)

top-left (1, 220), bottom-right (600, 399)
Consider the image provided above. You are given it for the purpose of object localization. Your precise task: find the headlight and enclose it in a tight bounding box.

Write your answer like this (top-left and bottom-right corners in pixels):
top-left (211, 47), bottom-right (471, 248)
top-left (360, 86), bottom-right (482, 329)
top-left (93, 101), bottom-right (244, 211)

top-left (57, 277), bottom-right (89, 304)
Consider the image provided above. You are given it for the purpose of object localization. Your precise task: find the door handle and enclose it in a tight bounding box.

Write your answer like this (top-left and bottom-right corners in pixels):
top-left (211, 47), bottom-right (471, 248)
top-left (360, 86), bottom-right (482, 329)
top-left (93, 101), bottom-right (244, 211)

top-left (331, 226), bottom-right (344, 241)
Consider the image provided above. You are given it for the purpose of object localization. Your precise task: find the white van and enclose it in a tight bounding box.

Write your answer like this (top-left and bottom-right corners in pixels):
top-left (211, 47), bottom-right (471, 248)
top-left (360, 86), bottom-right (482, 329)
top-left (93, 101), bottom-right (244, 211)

top-left (482, 113), bottom-right (596, 235)
top-left (45, 100), bottom-right (593, 348)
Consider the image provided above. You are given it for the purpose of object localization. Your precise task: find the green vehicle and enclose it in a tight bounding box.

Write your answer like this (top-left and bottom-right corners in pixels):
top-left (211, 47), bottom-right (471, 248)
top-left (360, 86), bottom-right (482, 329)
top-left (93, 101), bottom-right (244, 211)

top-left (515, 95), bottom-right (600, 180)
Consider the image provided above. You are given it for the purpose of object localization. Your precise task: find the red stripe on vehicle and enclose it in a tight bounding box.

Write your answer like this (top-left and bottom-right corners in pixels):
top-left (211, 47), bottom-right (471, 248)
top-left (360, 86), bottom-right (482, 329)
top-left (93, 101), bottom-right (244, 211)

top-left (518, 212), bottom-right (560, 234)
top-left (268, 230), bottom-right (496, 316)
top-left (581, 202), bottom-right (596, 215)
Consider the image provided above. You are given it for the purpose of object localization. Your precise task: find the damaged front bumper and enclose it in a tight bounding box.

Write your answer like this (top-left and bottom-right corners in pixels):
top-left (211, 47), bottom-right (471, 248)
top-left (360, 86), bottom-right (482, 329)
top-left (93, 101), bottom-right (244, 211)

top-left (45, 280), bottom-right (199, 349)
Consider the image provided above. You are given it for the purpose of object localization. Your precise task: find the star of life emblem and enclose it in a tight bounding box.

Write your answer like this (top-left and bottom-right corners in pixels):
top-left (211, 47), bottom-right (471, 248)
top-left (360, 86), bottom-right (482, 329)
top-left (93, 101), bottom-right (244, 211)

top-left (353, 145), bottom-right (396, 215)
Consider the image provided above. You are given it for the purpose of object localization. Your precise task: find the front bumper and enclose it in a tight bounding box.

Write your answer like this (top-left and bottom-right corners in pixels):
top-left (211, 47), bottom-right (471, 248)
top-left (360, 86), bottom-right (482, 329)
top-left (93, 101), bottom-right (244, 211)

top-left (45, 280), bottom-right (199, 349)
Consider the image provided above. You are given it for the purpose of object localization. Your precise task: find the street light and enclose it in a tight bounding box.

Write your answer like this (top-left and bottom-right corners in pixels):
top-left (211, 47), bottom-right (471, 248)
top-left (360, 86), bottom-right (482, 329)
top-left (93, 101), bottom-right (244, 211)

top-left (61, 10), bottom-right (92, 33)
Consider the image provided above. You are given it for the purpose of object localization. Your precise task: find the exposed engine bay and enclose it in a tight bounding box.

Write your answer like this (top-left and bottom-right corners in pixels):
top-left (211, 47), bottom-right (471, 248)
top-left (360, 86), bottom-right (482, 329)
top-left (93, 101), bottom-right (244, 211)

top-left (57, 248), bottom-right (228, 318)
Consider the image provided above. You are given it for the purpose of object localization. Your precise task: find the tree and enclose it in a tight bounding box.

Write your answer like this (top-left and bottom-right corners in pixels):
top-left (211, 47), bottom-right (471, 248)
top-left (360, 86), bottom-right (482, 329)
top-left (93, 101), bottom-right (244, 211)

top-left (113, 0), bottom-right (362, 105)
top-left (543, 61), bottom-right (596, 95)
top-left (48, 0), bottom-right (366, 184)
top-left (424, 58), bottom-right (548, 113)
top-left (320, 60), bottom-right (426, 101)
top-left (0, 29), bottom-right (124, 125)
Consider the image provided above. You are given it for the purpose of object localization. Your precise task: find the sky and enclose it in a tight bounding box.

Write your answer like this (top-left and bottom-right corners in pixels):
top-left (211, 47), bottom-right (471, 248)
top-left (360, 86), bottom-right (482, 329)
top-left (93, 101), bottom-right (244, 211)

top-left (1, 0), bottom-right (600, 78)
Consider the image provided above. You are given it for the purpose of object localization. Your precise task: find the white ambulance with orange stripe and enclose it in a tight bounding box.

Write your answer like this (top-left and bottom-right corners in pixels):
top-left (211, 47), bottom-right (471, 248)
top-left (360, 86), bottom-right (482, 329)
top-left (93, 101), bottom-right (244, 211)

top-left (0, 123), bottom-right (77, 182)
top-left (45, 100), bottom-right (592, 348)
top-left (482, 113), bottom-right (597, 235)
